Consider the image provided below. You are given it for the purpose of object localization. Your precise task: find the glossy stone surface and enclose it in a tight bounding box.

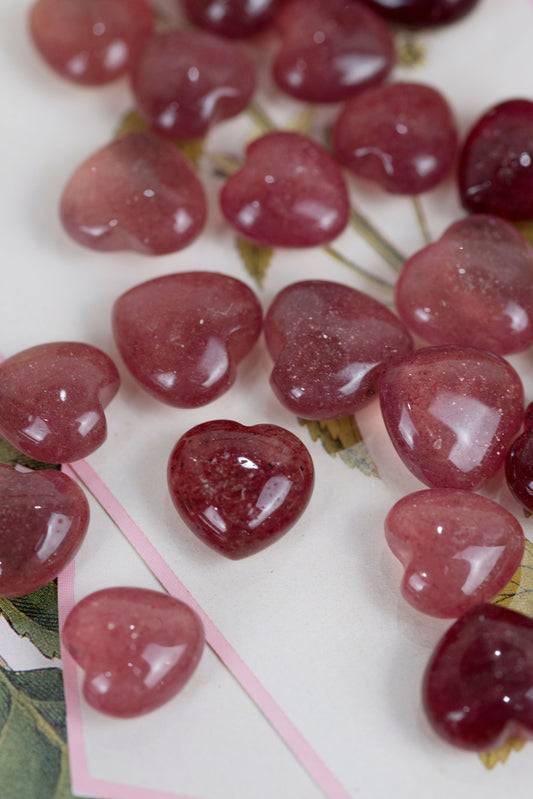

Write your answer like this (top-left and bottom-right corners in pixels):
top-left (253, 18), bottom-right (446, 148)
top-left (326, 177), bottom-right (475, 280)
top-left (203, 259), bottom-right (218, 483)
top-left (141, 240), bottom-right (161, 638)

top-left (264, 280), bottom-right (413, 419)
top-left (506, 424), bottom-right (533, 513)
top-left (29, 0), bottom-right (153, 85)
top-left (333, 82), bottom-right (458, 195)
top-left (385, 489), bottom-right (524, 618)
top-left (182, 0), bottom-right (283, 38)
top-left (62, 587), bottom-right (204, 717)
top-left (395, 215), bottom-right (533, 354)
top-left (220, 132), bottom-right (349, 247)
top-left (112, 272), bottom-right (262, 407)
top-left (459, 99), bottom-right (533, 220)
top-left (130, 30), bottom-right (256, 141)
top-left (423, 604), bottom-right (533, 750)
top-left (168, 421), bottom-right (314, 559)
top-left (60, 132), bottom-right (207, 255)
top-left (0, 466), bottom-right (90, 597)
top-left (379, 346), bottom-right (524, 490)
top-left (273, 0), bottom-right (394, 103)
top-left (0, 342), bottom-right (120, 464)
top-left (361, 0), bottom-right (480, 27)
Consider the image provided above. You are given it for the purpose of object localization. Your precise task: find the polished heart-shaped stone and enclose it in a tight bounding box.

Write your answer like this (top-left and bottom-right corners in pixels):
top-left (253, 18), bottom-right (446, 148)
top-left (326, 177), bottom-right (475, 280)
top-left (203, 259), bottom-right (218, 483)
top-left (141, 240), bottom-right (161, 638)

top-left (0, 342), bottom-right (120, 463)
top-left (264, 280), bottom-right (413, 419)
top-left (273, 0), bottom-right (394, 103)
top-left (62, 587), bottom-right (204, 717)
top-left (60, 131), bottom-right (207, 255)
top-left (423, 604), bottom-right (533, 750)
top-left (395, 215), bottom-right (533, 354)
top-left (167, 421), bottom-right (314, 559)
top-left (379, 346), bottom-right (524, 490)
top-left (112, 272), bottom-right (262, 408)
top-left (385, 489), bottom-right (524, 618)
top-left (220, 132), bottom-right (349, 248)
top-left (0, 465), bottom-right (90, 597)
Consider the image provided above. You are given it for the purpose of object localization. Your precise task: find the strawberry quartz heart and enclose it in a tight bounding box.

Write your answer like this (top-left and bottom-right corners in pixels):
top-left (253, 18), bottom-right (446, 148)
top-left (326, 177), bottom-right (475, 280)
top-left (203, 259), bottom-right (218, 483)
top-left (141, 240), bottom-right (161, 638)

top-left (459, 99), bottom-right (533, 220)
top-left (0, 465), bottom-right (90, 597)
top-left (333, 82), bottom-right (458, 195)
top-left (60, 132), bottom-right (207, 255)
top-left (219, 132), bottom-right (349, 247)
top-left (272, 0), bottom-right (394, 103)
top-left (385, 489), bottom-right (524, 618)
top-left (264, 280), bottom-right (413, 419)
top-left (112, 272), bottom-right (262, 408)
top-left (379, 346), bottom-right (524, 490)
top-left (62, 587), bottom-right (204, 717)
top-left (395, 215), bottom-right (533, 355)
top-left (29, 0), bottom-right (153, 85)
top-left (0, 342), bottom-right (120, 464)
top-left (167, 421), bottom-right (314, 559)
top-left (423, 603), bottom-right (533, 750)
top-left (130, 30), bottom-right (256, 141)
top-left (182, 0), bottom-right (283, 38)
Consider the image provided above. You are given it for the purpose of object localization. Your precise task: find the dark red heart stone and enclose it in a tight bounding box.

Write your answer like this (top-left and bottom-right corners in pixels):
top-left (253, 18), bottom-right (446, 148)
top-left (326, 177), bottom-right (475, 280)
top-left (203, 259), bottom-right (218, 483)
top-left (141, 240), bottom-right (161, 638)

top-left (423, 603), bottom-right (533, 750)
top-left (0, 465), bottom-right (90, 597)
top-left (360, 0), bottom-right (480, 27)
top-left (0, 342), bottom-right (120, 464)
top-left (112, 272), bottom-right (262, 408)
top-left (62, 587), bottom-right (204, 717)
top-left (167, 420), bottom-right (314, 559)
top-left (379, 346), bottom-right (524, 490)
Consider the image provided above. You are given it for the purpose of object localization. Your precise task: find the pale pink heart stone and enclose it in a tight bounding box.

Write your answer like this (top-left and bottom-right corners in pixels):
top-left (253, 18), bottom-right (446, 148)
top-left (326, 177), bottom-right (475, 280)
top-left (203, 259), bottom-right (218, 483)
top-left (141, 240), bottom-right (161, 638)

top-left (385, 489), bottom-right (524, 617)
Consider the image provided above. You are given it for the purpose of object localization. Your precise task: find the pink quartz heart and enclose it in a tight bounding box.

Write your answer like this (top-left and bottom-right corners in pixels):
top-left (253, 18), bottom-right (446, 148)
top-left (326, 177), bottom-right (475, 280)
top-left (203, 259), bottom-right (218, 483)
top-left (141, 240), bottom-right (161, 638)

top-left (0, 342), bottom-right (120, 464)
top-left (112, 272), bottom-right (262, 408)
top-left (168, 420), bottom-right (314, 559)
top-left (395, 215), bottom-right (533, 354)
top-left (379, 346), bottom-right (524, 490)
top-left (423, 603), bottom-right (533, 750)
top-left (385, 489), bottom-right (524, 618)
top-left (0, 465), bottom-right (90, 597)
top-left (220, 132), bottom-right (349, 248)
top-left (62, 587), bottom-right (204, 717)
top-left (273, 0), bottom-right (394, 103)
top-left (60, 131), bottom-right (207, 255)
top-left (264, 280), bottom-right (413, 419)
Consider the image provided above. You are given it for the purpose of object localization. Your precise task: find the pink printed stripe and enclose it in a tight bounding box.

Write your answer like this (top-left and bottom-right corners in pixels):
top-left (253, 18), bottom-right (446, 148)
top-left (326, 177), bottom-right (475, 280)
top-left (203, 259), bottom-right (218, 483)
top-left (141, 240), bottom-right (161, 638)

top-left (61, 459), bottom-right (353, 799)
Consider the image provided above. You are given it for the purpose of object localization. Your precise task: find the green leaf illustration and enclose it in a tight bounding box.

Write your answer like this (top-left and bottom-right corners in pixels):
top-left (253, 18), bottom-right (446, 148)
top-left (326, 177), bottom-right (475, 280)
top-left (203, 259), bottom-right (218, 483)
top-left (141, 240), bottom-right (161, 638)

top-left (298, 416), bottom-right (379, 477)
top-left (492, 538), bottom-right (533, 616)
top-left (236, 237), bottom-right (273, 287)
top-left (0, 666), bottom-right (78, 799)
top-left (0, 436), bottom-right (60, 472)
top-left (0, 583), bottom-right (60, 660)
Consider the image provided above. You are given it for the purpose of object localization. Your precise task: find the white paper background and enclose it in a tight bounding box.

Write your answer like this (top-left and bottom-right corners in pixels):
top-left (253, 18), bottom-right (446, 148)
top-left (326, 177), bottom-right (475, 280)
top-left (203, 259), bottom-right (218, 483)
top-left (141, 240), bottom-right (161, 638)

top-left (3, 0), bottom-right (533, 796)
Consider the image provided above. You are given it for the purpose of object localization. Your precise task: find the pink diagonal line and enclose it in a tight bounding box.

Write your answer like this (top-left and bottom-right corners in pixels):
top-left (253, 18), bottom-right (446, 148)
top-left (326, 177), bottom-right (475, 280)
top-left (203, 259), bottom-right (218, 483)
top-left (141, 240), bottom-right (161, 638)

top-left (62, 459), bottom-right (353, 799)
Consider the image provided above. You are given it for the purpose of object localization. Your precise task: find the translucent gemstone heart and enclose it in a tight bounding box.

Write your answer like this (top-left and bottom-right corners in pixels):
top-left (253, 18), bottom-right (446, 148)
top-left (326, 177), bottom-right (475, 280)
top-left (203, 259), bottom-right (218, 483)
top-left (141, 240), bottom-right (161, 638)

top-left (423, 603), bottom-right (533, 750)
top-left (379, 346), bottom-right (524, 490)
top-left (182, 0), bottom-right (283, 38)
top-left (112, 272), bottom-right (262, 408)
top-left (395, 215), bottom-right (533, 355)
top-left (0, 465), bottom-right (90, 597)
top-left (264, 280), bottom-right (413, 419)
top-left (62, 587), bottom-right (204, 717)
top-left (0, 342), bottom-right (120, 464)
top-left (273, 0), bottom-right (394, 103)
top-left (130, 30), bottom-right (256, 140)
top-left (385, 489), bottom-right (524, 618)
top-left (506, 415), bottom-right (533, 512)
top-left (60, 132), bottom-right (207, 255)
top-left (167, 420), bottom-right (314, 559)
top-left (360, 0), bottom-right (480, 27)
top-left (459, 99), bottom-right (533, 220)
top-left (220, 132), bottom-right (349, 247)
top-left (29, 0), bottom-right (153, 85)
top-left (333, 82), bottom-right (458, 195)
